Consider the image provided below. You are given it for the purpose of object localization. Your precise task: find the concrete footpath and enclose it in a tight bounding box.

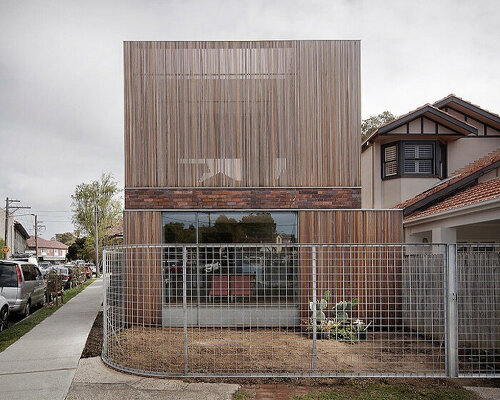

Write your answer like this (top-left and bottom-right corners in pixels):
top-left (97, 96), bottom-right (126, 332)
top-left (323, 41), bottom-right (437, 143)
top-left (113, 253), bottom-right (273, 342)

top-left (66, 357), bottom-right (239, 400)
top-left (0, 279), bottom-right (103, 400)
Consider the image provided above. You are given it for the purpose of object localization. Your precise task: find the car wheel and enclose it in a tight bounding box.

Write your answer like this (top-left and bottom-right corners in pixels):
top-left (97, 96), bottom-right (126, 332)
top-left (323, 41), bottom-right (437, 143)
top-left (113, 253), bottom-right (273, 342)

top-left (23, 301), bottom-right (30, 318)
top-left (0, 307), bottom-right (8, 332)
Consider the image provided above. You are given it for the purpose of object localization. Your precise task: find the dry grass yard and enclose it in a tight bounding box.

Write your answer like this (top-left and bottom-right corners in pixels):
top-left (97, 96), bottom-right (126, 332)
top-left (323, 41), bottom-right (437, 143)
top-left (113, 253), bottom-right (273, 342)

top-left (105, 327), bottom-right (445, 375)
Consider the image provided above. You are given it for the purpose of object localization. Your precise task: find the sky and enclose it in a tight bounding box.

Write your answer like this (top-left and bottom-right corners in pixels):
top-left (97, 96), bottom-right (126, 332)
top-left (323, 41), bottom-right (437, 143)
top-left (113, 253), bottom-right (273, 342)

top-left (1, 0), bottom-right (499, 240)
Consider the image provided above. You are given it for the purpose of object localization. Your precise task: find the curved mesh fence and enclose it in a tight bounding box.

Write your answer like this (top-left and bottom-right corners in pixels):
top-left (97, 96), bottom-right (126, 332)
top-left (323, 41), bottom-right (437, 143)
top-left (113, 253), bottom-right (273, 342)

top-left (102, 243), bottom-right (498, 377)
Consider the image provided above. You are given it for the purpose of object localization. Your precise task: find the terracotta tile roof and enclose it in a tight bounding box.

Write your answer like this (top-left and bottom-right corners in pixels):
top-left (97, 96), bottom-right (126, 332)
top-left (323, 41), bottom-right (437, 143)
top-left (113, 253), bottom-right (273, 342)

top-left (108, 219), bottom-right (123, 237)
top-left (405, 177), bottom-right (500, 221)
top-left (26, 236), bottom-right (69, 250)
top-left (396, 148), bottom-right (500, 209)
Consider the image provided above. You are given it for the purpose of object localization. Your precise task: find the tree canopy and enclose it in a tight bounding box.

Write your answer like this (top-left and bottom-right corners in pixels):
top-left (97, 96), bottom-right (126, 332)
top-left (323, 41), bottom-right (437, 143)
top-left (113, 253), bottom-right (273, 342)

top-left (71, 173), bottom-right (122, 263)
top-left (54, 232), bottom-right (76, 246)
top-left (361, 111), bottom-right (396, 142)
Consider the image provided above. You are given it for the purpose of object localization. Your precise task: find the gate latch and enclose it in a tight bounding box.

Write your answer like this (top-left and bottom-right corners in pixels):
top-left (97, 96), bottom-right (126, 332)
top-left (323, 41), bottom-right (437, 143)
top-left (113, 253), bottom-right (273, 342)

top-left (450, 292), bottom-right (457, 301)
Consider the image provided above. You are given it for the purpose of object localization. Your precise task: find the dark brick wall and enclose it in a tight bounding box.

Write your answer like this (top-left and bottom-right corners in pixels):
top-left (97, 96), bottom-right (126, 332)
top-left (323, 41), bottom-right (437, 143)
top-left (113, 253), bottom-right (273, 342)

top-left (125, 187), bottom-right (361, 209)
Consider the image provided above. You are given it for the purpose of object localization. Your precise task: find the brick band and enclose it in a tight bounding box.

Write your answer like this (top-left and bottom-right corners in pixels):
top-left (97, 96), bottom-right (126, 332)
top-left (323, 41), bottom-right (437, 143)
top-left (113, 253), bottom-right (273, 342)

top-left (125, 187), bottom-right (361, 209)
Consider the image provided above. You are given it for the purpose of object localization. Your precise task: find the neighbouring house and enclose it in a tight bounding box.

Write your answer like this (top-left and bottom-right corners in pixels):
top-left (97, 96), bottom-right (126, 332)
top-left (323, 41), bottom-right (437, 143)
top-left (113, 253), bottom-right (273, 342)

top-left (361, 94), bottom-right (500, 209)
top-left (26, 236), bottom-right (69, 262)
top-left (123, 41), bottom-right (402, 326)
top-left (13, 221), bottom-right (30, 254)
top-left (401, 149), bottom-right (500, 243)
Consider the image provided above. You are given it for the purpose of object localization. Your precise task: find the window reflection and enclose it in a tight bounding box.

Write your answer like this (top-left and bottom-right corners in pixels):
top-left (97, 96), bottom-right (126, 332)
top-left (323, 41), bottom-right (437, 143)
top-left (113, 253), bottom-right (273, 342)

top-left (198, 212), bottom-right (296, 244)
top-left (162, 212), bottom-right (197, 243)
top-left (162, 211), bottom-right (298, 306)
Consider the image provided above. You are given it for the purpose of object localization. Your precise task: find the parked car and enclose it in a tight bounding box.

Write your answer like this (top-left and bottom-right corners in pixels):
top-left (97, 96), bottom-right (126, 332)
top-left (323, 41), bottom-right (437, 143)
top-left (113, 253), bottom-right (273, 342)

top-left (0, 294), bottom-right (9, 331)
top-left (84, 265), bottom-right (92, 279)
top-left (66, 266), bottom-right (76, 288)
top-left (0, 261), bottom-right (46, 317)
top-left (10, 253), bottom-right (38, 266)
top-left (38, 262), bottom-right (53, 278)
top-left (58, 267), bottom-right (71, 289)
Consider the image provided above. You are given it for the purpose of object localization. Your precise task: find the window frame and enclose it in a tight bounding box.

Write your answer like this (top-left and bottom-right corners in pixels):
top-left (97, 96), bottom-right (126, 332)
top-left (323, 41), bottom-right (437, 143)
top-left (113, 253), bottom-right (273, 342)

top-left (382, 142), bottom-right (400, 179)
top-left (381, 140), bottom-right (446, 180)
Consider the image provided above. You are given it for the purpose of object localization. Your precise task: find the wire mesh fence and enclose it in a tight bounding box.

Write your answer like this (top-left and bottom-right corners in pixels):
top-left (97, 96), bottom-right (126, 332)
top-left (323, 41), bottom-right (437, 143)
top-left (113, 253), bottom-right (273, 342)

top-left (102, 243), bottom-right (498, 378)
top-left (457, 244), bottom-right (500, 377)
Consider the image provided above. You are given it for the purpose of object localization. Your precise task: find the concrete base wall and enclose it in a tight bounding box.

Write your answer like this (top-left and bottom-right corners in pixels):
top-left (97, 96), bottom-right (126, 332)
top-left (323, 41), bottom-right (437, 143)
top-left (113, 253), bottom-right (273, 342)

top-left (162, 305), bottom-right (300, 327)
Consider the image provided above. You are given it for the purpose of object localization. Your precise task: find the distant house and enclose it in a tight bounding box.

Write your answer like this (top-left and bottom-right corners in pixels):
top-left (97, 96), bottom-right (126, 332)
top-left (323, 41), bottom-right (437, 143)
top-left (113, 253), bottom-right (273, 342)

top-left (0, 212), bottom-right (29, 257)
top-left (26, 236), bottom-right (69, 261)
top-left (13, 221), bottom-right (30, 254)
top-left (361, 95), bottom-right (500, 243)
top-left (106, 219), bottom-right (123, 244)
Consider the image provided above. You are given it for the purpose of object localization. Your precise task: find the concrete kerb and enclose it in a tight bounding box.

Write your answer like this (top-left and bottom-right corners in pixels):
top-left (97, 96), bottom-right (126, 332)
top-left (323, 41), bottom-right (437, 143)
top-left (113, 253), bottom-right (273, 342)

top-left (67, 357), bottom-right (240, 400)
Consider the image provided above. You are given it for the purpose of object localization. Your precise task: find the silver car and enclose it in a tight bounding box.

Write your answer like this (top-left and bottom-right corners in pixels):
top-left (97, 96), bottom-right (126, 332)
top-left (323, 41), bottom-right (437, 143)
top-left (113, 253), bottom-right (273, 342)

top-left (0, 294), bottom-right (8, 331)
top-left (0, 261), bottom-right (46, 317)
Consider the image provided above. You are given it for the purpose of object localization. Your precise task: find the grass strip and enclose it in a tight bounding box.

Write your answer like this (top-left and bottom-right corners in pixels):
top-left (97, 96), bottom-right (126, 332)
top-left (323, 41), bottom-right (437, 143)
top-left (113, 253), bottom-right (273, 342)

top-left (0, 278), bottom-right (96, 353)
top-left (292, 382), bottom-right (479, 400)
top-left (233, 391), bottom-right (251, 400)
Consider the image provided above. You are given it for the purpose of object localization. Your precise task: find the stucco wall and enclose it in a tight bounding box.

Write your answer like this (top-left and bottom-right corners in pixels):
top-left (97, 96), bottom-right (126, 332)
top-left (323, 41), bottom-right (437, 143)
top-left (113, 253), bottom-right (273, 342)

top-left (381, 177), bottom-right (439, 209)
top-left (447, 138), bottom-right (500, 174)
top-left (361, 147), bottom-right (373, 208)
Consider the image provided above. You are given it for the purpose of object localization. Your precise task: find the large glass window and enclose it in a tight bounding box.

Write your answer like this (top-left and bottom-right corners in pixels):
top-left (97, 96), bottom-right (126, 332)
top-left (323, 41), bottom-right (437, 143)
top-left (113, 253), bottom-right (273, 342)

top-left (163, 212), bottom-right (197, 243)
top-left (162, 211), bottom-right (298, 306)
top-left (163, 211), bottom-right (297, 244)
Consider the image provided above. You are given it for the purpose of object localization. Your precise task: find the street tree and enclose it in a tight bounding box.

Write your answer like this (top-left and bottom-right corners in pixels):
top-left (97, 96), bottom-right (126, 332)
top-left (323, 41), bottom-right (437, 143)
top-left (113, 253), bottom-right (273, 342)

top-left (55, 232), bottom-right (76, 246)
top-left (361, 111), bottom-right (396, 142)
top-left (71, 173), bottom-right (122, 264)
top-left (67, 236), bottom-right (93, 261)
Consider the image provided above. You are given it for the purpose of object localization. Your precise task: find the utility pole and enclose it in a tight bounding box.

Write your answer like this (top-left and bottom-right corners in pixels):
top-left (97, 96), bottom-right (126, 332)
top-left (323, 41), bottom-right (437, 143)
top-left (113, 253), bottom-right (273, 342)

top-left (4, 197), bottom-right (11, 249)
top-left (32, 214), bottom-right (39, 261)
top-left (4, 198), bottom-right (30, 255)
top-left (94, 205), bottom-right (99, 276)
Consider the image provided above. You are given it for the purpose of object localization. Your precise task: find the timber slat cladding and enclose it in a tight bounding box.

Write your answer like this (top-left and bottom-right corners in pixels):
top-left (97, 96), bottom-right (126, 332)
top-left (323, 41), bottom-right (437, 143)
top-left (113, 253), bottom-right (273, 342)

top-left (298, 210), bottom-right (403, 326)
top-left (124, 211), bottom-right (163, 325)
top-left (124, 41), bottom-right (360, 188)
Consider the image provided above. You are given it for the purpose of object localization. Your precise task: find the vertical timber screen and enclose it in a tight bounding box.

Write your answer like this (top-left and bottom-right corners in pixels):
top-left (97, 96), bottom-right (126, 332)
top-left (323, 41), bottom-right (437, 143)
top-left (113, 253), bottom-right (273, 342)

top-left (102, 243), bottom-right (498, 378)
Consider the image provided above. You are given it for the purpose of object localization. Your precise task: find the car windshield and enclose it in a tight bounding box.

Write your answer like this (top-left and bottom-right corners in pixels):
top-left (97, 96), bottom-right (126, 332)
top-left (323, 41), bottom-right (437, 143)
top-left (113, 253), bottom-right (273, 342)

top-left (59, 267), bottom-right (69, 274)
top-left (0, 262), bottom-right (18, 287)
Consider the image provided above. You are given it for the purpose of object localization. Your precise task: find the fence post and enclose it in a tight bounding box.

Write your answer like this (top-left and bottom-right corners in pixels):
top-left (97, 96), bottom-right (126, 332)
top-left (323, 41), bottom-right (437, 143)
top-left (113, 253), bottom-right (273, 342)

top-left (446, 244), bottom-right (458, 377)
top-left (182, 246), bottom-right (188, 374)
top-left (312, 246), bottom-right (318, 373)
top-left (102, 249), bottom-right (107, 356)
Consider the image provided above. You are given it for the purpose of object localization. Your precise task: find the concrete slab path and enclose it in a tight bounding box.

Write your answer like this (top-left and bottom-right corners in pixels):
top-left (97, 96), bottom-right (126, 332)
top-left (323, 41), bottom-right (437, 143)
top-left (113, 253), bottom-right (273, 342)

top-left (0, 279), bottom-right (103, 400)
top-left (67, 357), bottom-right (239, 400)
top-left (465, 386), bottom-right (500, 400)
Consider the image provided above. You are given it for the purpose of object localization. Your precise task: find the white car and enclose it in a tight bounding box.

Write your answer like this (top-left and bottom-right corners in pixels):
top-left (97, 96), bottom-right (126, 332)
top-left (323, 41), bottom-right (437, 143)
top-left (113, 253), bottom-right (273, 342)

top-left (0, 294), bottom-right (9, 332)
